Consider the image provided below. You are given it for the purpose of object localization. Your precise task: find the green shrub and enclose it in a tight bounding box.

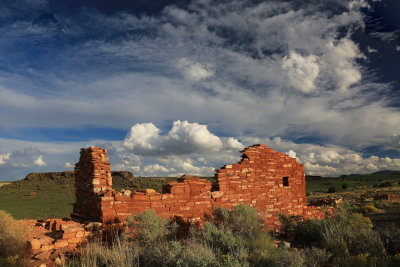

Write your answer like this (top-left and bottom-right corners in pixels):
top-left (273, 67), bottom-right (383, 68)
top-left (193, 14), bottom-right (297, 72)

top-left (320, 205), bottom-right (385, 259)
top-left (212, 204), bottom-right (263, 240)
top-left (377, 225), bottom-right (400, 255)
top-left (220, 253), bottom-right (241, 267)
top-left (341, 183), bottom-right (348, 190)
top-left (278, 214), bottom-right (303, 239)
top-left (327, 186), bottom-right (336, 193)
top-left (280, 203), bottom-right (385, 263)
top-left (328, 186), bottom-right (336, 193)
top-left (247, 231), bottom-right (279, 266)
top-left (274, 248), bottom-right (306, 267)
top-left (360, 204), bottom-right (380, 214)
top-left (379, 181), bottom-right (393, 187)
top-left (374, 200), bottom-right (389, 209)
top-left (303, 247), bottom-right (331, 267)
top-left (0, 210), bottom-right (28, 266)
top-left (165, 240), bottom-right (218, 267)
top-left (292, 219), bottom-right (324, 248)
top-left (67, 241), bottom-right (139, 267)
top-left (127, 209), bottom-right (177, 245)
top-left (195, 222), bottom-right (239, 255)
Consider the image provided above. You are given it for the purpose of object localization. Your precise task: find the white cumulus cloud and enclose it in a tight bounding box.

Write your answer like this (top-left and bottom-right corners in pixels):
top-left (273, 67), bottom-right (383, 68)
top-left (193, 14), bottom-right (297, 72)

top-left (0, 153), bottom-right (10, 165)
top-left (33, 155), bottom-right (46, 167)
top-left (123, 120), bottom-right (223, 156)
top-left (282, 51), bottom-right (320, 93)
top-left (367, 46), bottom-right (378, 53)
top-left (64, 162), bottom-right (73, 169)
top-left (178, 58), bottom-right (214, 82)
top-left (322, 38), bottom-right (364, 92)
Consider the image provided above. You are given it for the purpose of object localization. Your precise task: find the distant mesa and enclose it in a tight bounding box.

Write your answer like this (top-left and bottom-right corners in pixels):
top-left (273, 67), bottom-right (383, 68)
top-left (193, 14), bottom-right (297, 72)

top-left (372, 170), bottom-right (400, 175)
top-left (23, 170), bottom-right (135, 183)
top-left (24, 171), bottom-right (74, 181)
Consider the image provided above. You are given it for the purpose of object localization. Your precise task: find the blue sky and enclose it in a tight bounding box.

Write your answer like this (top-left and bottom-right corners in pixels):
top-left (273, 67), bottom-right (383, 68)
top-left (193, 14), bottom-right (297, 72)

top-left (0, 0), bottom-right (399, 180)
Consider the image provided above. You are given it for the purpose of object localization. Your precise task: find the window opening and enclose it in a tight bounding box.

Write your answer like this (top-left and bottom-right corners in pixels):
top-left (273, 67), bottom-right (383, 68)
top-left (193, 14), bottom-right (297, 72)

top-left (283, 177), bottom-right (289, 187)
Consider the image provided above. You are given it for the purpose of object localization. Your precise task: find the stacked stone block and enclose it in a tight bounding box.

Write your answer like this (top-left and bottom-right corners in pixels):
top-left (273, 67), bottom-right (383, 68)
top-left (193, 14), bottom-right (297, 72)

top-left (214, 144), bottom-right (310, 228)
top-left (73, 147), bottom-right (112, 222)
top-left (25, 218), bottom-right (94, 266)
top-left (72, 144), bottom-right (328, 230)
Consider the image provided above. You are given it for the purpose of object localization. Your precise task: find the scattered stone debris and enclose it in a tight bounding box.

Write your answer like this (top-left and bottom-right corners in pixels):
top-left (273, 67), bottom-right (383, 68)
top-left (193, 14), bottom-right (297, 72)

top-left (24, 218), bottom-right (98, 267)
top-left (309, 197), bottom-right (342, 206)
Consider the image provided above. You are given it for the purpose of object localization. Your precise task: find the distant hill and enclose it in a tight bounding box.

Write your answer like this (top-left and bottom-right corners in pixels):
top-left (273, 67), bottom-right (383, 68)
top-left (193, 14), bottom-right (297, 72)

top-left (306, 170), bottom-right (400, 181)
top-left (372, 170), bottom-right (400, 175)
top-left (23, 170), bottom-right (135, 184)
top-left (1, 170), bottom-right (138, 191)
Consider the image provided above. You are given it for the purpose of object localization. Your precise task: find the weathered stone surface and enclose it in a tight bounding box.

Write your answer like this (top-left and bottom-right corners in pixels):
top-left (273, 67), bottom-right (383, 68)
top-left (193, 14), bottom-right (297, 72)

top-left (71, 145), bottom-right (328, 230)
top-left (25, 218), bottom-right (92, 267)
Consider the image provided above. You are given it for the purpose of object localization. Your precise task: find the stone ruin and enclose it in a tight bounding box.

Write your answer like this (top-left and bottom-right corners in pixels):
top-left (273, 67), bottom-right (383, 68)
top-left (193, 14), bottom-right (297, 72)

top-left (25, 144), bottom-right (330, 266)
top-left (72, 144), bottom-right (328, 229)
top-left (374, 191), bottom-right (400, 202)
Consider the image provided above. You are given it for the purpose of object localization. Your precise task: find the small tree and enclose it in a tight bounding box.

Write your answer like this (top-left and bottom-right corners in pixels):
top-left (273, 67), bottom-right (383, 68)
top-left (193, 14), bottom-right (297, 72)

top-left (327, 186), bottom-right (336, 193)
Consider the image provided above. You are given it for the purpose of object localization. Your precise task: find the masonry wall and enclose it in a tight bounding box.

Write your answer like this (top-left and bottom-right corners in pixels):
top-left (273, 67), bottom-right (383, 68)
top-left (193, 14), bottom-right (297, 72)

top-left (73, 147), bottom-right (113, 222)
top-left (72, 145), bottom-right (327, 230)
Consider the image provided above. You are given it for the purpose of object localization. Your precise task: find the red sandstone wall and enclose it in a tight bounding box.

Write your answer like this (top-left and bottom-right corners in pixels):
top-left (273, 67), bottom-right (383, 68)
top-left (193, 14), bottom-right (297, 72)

top-left (73, 147), bottom-right (112, 222)
top-left (72, 145), bottom-right (327, 230)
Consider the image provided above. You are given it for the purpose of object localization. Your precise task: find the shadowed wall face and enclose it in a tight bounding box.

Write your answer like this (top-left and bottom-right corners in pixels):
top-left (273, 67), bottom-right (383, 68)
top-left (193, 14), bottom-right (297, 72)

top-left (73, 147), bottom-right (112, 221)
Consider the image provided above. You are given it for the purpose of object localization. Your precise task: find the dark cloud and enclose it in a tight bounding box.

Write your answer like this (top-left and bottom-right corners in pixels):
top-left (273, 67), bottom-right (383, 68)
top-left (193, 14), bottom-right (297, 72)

top-left (47, 0), bottom-right (191, 16)
top-left (0, 0), bottom-right (399, 179)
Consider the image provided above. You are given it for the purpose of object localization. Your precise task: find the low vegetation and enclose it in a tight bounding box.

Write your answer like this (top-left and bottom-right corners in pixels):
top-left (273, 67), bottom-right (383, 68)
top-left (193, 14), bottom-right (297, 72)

top-left (0, 210), bottom-right (29, 266)
top-left (68, 205), bottom-right (310, 267)
top-left (2, 171), bottom-right (400, 266)
top-left (64, 204), bottom-right (400, 266)
top-left (0, 178), bottom-right (75, 219)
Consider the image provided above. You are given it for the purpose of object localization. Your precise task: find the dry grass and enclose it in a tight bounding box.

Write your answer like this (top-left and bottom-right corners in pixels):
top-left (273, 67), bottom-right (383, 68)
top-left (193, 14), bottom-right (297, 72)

top-left (0, 210), bottom-right (29, 265)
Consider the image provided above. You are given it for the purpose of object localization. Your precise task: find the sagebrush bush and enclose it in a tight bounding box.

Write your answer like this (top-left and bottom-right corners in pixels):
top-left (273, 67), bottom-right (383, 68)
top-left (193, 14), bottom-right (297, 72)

top-left (165, 240), bottom-right (218, 267)
top-left (374, 199), bottom-right (389, 209)
top-left (303, 247), bottom-right (331, 267)
top-left (195, 222), bottom-right (239, 255)
top-left (360, 204), bottom-right (380, 214)
top-left (274, 248), bottom-right (306, 267)
top-left (327, 186), bottom-right (336, 193)
top-left (278, 214), bottom-right (303, 239)
top-left (67, 204), bottom-right (392, 266)
top-left (320, 205), bottom-right (385, 259)
top-left (377, 225), bottom-right (400, 255)
top-left (280, 203), bottom-right (386, 264)
top-left (67, 240), bottom-right (139, 267)
top-left (247, 232), bottom-right (279, 266)
top-left (0, 210), bottom-right (28, 266)
top-left (292, 219), bottom-right (323, 248)
top-left (127, 209), bottom-right (177, 245)
top-left (212, 204), bottom-right (263, 240)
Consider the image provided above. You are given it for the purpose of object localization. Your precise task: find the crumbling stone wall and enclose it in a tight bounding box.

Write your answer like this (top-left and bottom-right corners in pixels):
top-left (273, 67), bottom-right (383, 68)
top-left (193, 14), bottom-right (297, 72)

top-left (72, 145), bottom-right (327, 230)
top-left (25, 218), bottom-right (97, 266)
top-left (374, 191), bottom-right (400, 202)
top-left (73, 147), bottom-right (113, 222)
